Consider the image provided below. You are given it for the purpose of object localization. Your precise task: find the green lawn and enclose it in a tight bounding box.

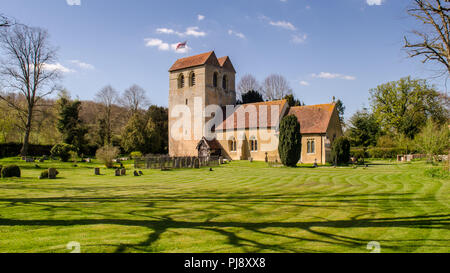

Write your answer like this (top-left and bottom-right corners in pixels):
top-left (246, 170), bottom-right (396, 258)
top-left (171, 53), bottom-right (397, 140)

top-left (0, 157), bottom-right (449, 253)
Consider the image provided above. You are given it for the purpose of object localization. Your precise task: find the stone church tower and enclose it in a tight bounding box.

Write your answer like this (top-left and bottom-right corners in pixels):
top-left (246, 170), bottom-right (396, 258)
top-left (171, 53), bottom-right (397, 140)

top-left (168, 51), bottom-right (236, 157)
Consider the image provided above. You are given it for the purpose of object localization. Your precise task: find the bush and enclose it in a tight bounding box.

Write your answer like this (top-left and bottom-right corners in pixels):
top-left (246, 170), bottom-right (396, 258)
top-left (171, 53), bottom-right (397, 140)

top-left (96, 145), bottom-right (120, 168)
top-left (39, 169), bottom-right (60, 179)
top-left (130, 151), bottom-right (143, 158)
top-left (331, 137), bottom-right (351, 165)
top-left (278, 115), bottom-right (302, 167)
top-left (51, 144), bottom-right (76, 162)
top-left (1, 165), bottom-right (21, 178)
top-left (350, 148), bottom-right (367, 160)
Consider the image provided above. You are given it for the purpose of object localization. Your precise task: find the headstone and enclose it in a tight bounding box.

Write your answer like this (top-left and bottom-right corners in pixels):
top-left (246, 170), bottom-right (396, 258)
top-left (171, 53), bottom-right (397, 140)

top-left (121, 168), bottom-right (126, 176)
top-left (39, 158), bottom-right (45, 163)
top-left (134, 170), bottom-right (139, 176)
top-left (115, 169), bottom-right (121, 176)
top-left (249, 158), bottom-right (253, 163)
top-left (219, 156), bottom-right (224, 165)
top-left (48, 168), bottom-right (57, 179)
top-left (26, 157), bottom-right (35, 163)
top-left (95, 168), bottom-right (101, 175)
top-left (86, 158), bottom-right (92, 163)
top-left (194, 158), bottom-right (200, 169)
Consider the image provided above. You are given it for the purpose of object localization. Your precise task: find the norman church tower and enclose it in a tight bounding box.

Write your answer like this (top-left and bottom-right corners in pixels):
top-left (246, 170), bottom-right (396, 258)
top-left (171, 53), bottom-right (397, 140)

top-left (168, 51), bottom-right (236, 157)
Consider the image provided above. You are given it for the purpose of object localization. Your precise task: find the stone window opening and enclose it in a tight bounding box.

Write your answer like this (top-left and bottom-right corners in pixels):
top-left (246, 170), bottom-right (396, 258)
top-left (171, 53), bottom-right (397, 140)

top-left (178, 74), bottom-right (185, 89)
top-left (222, 74), bottom-right (228, 90)
top-left (190, 72), bottom-right (196, 87)
top-left (250, 136), bottom-right (258, 152)
top-left (229, 137), bottom-right (237, 152)
top-left (213, 72), bottom-right (218, 88)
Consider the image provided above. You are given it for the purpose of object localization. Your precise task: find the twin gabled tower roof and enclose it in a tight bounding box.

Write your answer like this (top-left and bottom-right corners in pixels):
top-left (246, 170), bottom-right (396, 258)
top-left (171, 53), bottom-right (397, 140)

top-left (169, 51), bottom-right (236, 73)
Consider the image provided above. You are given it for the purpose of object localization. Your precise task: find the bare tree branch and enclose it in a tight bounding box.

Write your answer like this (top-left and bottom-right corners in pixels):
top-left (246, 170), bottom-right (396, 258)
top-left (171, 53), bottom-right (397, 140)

top-left (404, 0), bottom-right (450, 76)
top-left (263, 74), bottom-right (293, 101)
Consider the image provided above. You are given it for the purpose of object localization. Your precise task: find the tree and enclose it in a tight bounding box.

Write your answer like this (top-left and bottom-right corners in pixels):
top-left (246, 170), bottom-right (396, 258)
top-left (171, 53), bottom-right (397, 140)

top-left (278, 115), bottom-right (302, 167)
top-left (238, 90), bottom-right (264, 104)
top-left (120, 84), bottom-right (150, 115)
top-left (404, 0), bottom-right (450, 75)
top-left (335, 99), bottom-right (346, 125)
top-left (96, 145), bottom-right (119, 168)
top-left (0, 14), bottom-right (13, 28)
top-left (237, 74), bottom-right (261, 100)
top-left (348, 109), bottom-right (381, 147)
top-left (121, 112), bottom-right (149, 154)
top-left (414, 119), bottom-right (450, 161)
top-left (283, 94), bottom-right (304, 107)
top-left (95, 85), bottom-right (118, 145)
top-left (57, 97), bottom-right (87, 154)
top-left (0, 24), bottom-right (60, 156)
top-left (146, 105), bottom-right (168, 154)
top-left (370, 77), bottom-right (448, 139)
top-left (331, 137), bottom-right (351, 165)
top-left (263, 74), bottom-right (292, 101)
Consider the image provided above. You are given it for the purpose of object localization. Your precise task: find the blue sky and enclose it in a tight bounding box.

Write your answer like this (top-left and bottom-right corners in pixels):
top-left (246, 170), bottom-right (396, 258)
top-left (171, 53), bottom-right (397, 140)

top-left (1, 0), bottom-right (445, 119)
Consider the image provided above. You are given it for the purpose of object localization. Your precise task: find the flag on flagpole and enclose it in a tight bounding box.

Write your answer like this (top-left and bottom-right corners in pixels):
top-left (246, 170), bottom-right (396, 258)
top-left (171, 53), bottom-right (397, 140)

top-left (176, 41), bottom-right (187, 50)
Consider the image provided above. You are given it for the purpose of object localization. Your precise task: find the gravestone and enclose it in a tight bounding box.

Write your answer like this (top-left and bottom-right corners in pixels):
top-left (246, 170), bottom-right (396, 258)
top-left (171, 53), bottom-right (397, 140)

top-left (26, 157), bottom-right (35, 163)
top-left (95, 168), bottom-right (101, 175)
top-left (115, 169), bottom-right (121, 176)
top-left (219, 156), bottom-right (224, 165)
top-left (121, 168), bottom-right (126, 176)
top-left (39, 158), bottom-right (45, 163)
top-left (48, 168), bottom-right (57, 179)
top-left (134, 170), bottom-right (139, 176)
top-left (86, 158), bottom-right (92, 163)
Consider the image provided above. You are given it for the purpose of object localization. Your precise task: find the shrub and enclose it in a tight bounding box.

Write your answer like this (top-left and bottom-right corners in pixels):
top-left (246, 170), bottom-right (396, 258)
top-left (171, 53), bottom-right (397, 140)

top-left (1, 165), bottom-right (21, 178)
top-left (278, 115), bottom-right (302, 167)
top-left (39, 169), bottom-right (59, 179)
top-left (366, 148), bottom-right (410, 159)
top-left (96, 145), bottom-right (120, 168)
top-left (130, 151), bottom-right (143, 159)
top-left (350, 148), bottom-right (367, 160)
top-left (0, 143), bottom-right (53, 158)
top-left (51, 144), bottom-right (76, 162)
top-left (331, 137), bottom-right (351, 165)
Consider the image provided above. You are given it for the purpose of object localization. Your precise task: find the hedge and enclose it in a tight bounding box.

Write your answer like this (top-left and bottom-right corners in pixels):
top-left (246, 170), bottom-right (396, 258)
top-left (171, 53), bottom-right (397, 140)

top-left (350, 147), bottom-right (418, 159)
top-left (0, 143), bottom-right (53, 158)
top-left (0, 143), bottom-right (99, 158)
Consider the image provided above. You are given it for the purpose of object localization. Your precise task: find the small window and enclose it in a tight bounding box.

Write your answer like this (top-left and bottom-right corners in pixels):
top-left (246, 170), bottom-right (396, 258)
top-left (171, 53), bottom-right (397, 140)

top-left (229, 138), bottom-right (237, 152)
top-left (213, 72), bottom-right (218, 88)
top-left (178, 74), bottom-right (185, 89)
top-left (186, 99), bottom-right (188, 105)
top-left (250, 137), bottom-right (258, 152)
top-left (307, 139), bottom-right (316, 154)
top-left (190, 72), bottom-right (196, 87)
top-left (222, 75), bottom-right (228, 90)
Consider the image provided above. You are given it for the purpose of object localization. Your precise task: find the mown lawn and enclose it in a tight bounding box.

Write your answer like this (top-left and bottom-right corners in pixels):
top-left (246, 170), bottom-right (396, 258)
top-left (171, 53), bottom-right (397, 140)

top-left (0, 157), bottom-right (448, 253)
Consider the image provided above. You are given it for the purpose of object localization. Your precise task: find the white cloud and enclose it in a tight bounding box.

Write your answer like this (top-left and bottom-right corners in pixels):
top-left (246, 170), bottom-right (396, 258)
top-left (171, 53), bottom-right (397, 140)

top-left (156, 26), bottom-right (206, 37)
top-left (198, 14), bottom-right (205, 21)
top-left (70, 60), bottom-right (94, 70)
top-left (292, 34), bottom-right (307, 44)
top-left (300, 81), bottom-right (310, 86)
top-left (66, 0), bottom-right (81, 6)
top-left (366, 0), bottom-right (383, 6)
top-left (311, 72), bottom-right (356, 80)
top-left (228, 30), bottom-right (246, 39)
top-left (145, 38), bottom-right (190, 54)
top-left (269, 20), bottom-right (296, 31)
top-left (42, 63), bottom-right (74, 73)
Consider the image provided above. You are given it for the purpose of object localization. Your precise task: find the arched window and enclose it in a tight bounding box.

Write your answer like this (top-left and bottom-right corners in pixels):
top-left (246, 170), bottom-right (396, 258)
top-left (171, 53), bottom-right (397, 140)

top-left (213, 72), bottom-right (218, 88)
top-left (229, 137), bottom-right (237, 152)
top-left (222, 75), bottom-right (228, 90)
top-left (250, 136), bottom-right (258, 152)
top-left (190, 72), bottom-right (196, 87)
top-left (178, 74), bottom-right (185, 89)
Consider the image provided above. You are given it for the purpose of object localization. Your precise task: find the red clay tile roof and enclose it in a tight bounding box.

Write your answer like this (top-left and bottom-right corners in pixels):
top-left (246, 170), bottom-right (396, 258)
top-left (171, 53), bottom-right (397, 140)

top-left (169, 51), bottom-right (220, 72)
top-left (216, 100), bottom-right (288, 130)
top-left (217, 56), bottom-right (236, 73)
top-left (288, 104), bottom-right (336, 134)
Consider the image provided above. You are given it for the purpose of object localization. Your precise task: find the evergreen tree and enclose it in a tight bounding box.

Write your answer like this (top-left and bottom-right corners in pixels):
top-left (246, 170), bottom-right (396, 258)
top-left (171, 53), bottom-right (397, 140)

top-left (238, 90), bottom-right (264, 104)
top-left (278, 115), bottom-right (302, 167)
top-left (57, 97), bottom-right (87, 154)
top-left (331, 137), bottom-right (351, 165)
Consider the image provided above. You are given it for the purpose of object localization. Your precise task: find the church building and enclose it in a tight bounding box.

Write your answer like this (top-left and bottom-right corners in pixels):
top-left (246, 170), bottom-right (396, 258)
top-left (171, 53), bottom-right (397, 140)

top-left (168, 51), bottom-right (343, 164)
